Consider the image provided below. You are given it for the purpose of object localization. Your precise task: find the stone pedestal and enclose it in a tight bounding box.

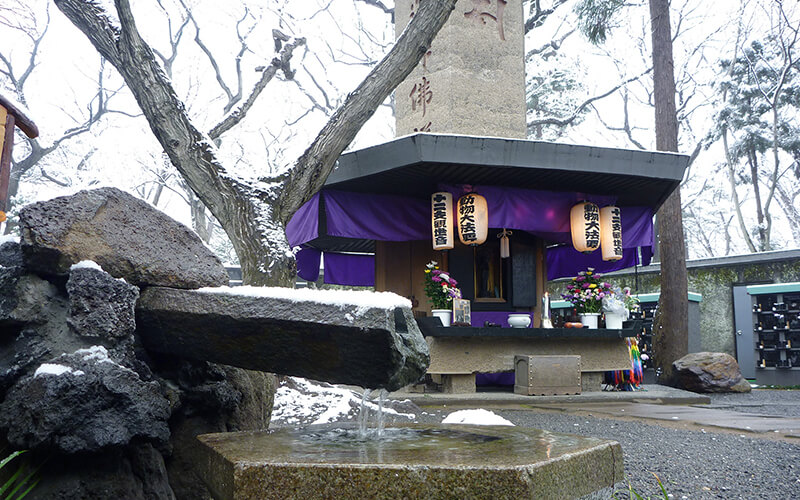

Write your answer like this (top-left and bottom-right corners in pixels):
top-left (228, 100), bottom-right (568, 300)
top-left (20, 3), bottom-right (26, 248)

top-left (442, 373), bottom-right (476, 393)
top-left (197, 424), bottom-right (624, 500)
top-left (395, 0), bottom-right (526, 138)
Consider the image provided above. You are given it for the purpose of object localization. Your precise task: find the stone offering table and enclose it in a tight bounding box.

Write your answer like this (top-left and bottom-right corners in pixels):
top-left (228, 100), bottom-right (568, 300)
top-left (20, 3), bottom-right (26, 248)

top-left (417, 318), bottom-right (641, 393)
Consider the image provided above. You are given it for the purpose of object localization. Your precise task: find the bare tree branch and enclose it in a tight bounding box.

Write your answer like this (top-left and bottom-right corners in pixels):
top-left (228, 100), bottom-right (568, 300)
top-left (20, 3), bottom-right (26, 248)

top-left (209, 34), bottom-right (306, 141)
top-left (528, 67), bottom-right (653, 128)
top-left (278, 0), bottom-right (458, 222)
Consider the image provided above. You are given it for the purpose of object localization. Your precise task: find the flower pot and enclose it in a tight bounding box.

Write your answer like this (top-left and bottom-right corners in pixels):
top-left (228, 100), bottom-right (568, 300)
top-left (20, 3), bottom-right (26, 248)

top-left (604, 312), bottom-right (624, 329)
top-left (431, 309), bottom-right (452, 327)
top-left (507, 313), bottom-right (531, 328)
top-left (579, 313), bottom-right (600, 329)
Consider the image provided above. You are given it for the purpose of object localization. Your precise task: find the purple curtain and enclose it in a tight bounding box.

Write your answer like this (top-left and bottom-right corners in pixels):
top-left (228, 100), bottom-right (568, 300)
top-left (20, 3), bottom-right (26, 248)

top-left (438, 184), bottom-right (617, 245)
top-left (324, 190), bottom-right (429, 241)
top-left (323, 253), bottom-right (375, 287)
top-left (286, 193), bottom-right (320, 247)
top-left (545, 206), bottom-right (654, 280)
top-left (284, 187), bottom-right (656, 285)
top-left (296, 247), bottom-right (321, 282)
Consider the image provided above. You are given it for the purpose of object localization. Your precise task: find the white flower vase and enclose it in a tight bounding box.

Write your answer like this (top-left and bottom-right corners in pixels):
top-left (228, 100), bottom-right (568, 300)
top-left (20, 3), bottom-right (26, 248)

top-left (432, 309), bottom-right (452, 327)
top-left (604, 312), bottom-right (624, 329)
top-left (579, 313), bottom-right (600, 329)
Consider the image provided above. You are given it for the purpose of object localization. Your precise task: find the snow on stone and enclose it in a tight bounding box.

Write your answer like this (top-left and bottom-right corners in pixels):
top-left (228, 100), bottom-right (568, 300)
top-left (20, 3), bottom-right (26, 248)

top-left (74, 346), bottom-right (135, 374)
top-left (0, 235), bottom-right (19, 246)
top-left (70, 260), bottom-right (104, 272)
top-left (197, 285), bottom-right (412, 314)
top-left (442, 409), bottom-right (515, 426)
top-left (34, 363), bottom-right (75, 378)
top-left (271, 377), bottom-right (416, 426)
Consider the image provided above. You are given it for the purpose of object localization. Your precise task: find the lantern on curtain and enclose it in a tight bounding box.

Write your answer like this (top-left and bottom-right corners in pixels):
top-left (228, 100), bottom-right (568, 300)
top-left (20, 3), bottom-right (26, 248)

top-left (457, 192), bottom-right (488, 246)
top-left (430, 192), bottom-right (454, 250)
top-left (498, 229), bottom-right (512, 258)
top-left (570, 201), bottom-right (600, 253)
top-left (600, 206), bottom-right (623, 261)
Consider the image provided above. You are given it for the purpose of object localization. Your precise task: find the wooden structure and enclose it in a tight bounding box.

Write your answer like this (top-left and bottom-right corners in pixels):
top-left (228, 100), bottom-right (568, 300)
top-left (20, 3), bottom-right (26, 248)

top-left (288, 133), bottom-right (689, 392)
top-left (0, 94), bottom-right (39, 222)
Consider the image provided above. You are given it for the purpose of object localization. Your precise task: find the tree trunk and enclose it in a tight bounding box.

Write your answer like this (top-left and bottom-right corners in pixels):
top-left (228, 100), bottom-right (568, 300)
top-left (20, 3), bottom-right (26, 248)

top-left (55, 0), bottom-right (457, 286)
top-left (649, 0), bottom-right (688, 384)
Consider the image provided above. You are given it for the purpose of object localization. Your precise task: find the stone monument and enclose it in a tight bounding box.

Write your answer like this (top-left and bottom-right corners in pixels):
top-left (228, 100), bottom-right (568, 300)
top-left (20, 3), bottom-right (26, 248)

top-left (394, 0), bottom-right (527, 138)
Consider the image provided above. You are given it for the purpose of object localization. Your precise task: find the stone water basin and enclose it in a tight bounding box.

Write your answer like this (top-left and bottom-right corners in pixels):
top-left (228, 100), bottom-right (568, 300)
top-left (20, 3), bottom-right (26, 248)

top-left (197, 423), bottom-right (623, 499)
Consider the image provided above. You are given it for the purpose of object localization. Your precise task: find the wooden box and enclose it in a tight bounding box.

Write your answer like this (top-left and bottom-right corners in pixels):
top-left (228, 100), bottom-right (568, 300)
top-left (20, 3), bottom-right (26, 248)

top-left (514, 355), bottom-right (581, 396)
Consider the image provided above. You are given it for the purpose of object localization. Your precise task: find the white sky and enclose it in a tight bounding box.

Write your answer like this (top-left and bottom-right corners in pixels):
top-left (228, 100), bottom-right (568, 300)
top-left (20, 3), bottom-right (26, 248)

top-left (2, 0), bottom-right (797, 259)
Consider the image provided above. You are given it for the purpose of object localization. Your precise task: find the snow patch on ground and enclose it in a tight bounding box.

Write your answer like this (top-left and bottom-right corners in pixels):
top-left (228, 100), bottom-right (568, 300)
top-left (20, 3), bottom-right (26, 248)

top-left (442, 409), bottom-right (515, 426)
top-left (271, 377), bottom-right (417, 427)
top-left (197, 285), bottom-right (412, 313)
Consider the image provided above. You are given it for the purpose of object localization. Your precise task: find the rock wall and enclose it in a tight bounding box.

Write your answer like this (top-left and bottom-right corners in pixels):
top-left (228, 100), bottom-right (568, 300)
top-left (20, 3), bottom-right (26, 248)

top-left (0, 188), bottom-right (274, 500)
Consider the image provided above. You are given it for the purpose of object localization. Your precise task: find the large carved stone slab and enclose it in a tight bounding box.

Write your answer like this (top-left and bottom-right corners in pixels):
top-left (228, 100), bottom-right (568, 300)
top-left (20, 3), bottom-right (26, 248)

top-left (19, 187), bottom-right (229, 288)
top-left (395, 0), bottom-right (526, 138)
top-left (197, 423), bottom-right (623, 500)
top-left (135, 287), bottom-right (430, 391)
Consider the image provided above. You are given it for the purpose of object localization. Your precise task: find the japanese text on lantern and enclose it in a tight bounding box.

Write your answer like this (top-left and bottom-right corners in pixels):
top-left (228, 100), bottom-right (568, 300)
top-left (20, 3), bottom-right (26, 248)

top-left (431, 192), bottom-right (454, 250)
top-left (464, 0), bottom-right (508, 41)
top-left (459, 195), bottom-right (478, 243)
top-left (610, 207), bottom-right (622, 256)
top-left (584, 203), bottom-right (600, 249)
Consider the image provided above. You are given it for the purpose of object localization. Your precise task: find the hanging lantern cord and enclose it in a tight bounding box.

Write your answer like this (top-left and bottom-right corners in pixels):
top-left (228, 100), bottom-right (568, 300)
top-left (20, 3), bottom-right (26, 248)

top-left (498, 229), bottom-right (512, 239)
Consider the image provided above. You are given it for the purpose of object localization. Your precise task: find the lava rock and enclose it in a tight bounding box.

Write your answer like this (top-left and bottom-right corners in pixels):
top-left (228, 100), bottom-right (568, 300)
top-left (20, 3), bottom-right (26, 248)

top-left (25, 443), bottom-right (175, 500)
top-left (67, 265), bottom-right (139, 341)
top-left (0, 346), bottom-right (171, 454)
top-left (19, 187), bottom-right (229, 288)
top-left (671, 352), bottom-right (751, 393)
top-left (0, 239), bottom-right (23, 267)
top-left (135, 287), bottom-right (430, 392)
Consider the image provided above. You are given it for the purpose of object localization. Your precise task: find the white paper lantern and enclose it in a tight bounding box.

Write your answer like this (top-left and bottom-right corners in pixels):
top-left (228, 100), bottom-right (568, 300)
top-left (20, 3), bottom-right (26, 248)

top-left (570, 201), bottom-right (600, 253)
top-left (457, 193), bottom-right (488, 246)
top-left (600, 205), bottom-right (623, 261)
top-left (430, 192), bottom-right (454, 250)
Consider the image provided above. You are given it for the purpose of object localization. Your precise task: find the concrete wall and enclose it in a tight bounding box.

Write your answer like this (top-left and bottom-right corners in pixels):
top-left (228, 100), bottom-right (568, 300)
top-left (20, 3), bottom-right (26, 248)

top-left (548, 250), bottom-right (800, 357)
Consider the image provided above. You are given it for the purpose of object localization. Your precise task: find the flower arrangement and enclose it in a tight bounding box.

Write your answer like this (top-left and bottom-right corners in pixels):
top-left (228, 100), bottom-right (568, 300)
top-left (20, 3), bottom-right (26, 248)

top-left (424, 261), bottom-right (461, 310)
top-left (622, 287), bottom-right (641, 313)
top-left (562, 268), bottom-right (613, 314)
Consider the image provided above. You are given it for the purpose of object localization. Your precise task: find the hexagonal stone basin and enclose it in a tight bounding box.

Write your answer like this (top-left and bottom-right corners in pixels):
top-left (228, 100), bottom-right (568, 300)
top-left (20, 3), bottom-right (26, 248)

top-left (197, 424), bottom-right (623, 499)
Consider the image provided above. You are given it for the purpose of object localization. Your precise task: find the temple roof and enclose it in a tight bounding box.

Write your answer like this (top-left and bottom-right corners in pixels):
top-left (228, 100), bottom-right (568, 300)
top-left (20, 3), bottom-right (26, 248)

top-left (326, 133), bottom-right (689, 210)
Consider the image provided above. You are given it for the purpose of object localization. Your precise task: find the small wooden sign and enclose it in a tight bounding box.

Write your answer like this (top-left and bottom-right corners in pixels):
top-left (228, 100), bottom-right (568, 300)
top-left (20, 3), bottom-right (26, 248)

top-left (452, 298), bottom-right (471, 326)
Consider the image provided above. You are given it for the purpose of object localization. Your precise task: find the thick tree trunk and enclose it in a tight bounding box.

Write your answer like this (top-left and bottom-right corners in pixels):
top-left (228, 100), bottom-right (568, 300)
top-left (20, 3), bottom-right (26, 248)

top-left (56, 0), bottom-right (456, 287)
top-left (649, 0), bottom-right (688, 384)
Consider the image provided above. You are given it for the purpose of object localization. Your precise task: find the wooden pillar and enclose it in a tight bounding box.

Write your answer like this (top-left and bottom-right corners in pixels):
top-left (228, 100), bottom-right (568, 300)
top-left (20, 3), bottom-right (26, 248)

top-left (0, 106), bottom-right (15, 216)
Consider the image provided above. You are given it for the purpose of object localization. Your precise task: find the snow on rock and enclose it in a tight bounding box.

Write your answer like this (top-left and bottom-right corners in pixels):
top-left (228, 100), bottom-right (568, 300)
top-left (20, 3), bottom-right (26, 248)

top-left (197, 286), bottom-right (412, 314)
top-left (70, 260), bottom-right (104, 272)
top-left (34, 363), bottom-right (76, 378)
top-left (0, 235), bottom-right (19, 246)
top-left (442, 409), bottom-right (515, 426)
top-left (271, 376), bottom-right (417, 427)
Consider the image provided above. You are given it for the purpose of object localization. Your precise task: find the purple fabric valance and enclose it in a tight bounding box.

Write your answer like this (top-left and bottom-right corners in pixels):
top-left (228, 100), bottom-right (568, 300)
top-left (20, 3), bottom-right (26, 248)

top-left (438, 184), bottom-right (617, 246)
top-left (545, 205), bottom-right (654, 280)
top-left (286, 186), bottom-right (655, 285)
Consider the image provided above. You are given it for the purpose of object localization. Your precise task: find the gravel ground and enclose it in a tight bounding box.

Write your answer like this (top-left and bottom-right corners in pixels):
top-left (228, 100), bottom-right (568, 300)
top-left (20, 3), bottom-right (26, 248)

top-left (706, 389), bottom-right (800, 417)
top-left (407, 389), bottom-right (800, 499)
top-left (413, 408), bottom-right (800, 499)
